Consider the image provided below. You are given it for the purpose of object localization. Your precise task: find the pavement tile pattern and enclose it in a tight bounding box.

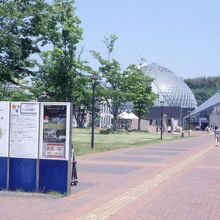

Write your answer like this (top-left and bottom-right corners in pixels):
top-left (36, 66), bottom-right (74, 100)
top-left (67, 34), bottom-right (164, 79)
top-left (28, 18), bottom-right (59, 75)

top-left (1, 134), bottom-right (220, 220)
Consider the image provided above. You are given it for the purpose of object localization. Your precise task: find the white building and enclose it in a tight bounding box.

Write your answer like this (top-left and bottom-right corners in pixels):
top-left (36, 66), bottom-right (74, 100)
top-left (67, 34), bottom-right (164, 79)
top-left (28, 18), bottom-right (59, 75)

top-left (99, 101), bottom-right (112, 128)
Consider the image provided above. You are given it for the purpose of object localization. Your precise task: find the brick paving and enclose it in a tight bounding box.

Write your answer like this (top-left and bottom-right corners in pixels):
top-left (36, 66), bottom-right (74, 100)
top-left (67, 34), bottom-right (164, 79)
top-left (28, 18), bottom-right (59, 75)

top-left (1, 133), bottom-right (219, 220)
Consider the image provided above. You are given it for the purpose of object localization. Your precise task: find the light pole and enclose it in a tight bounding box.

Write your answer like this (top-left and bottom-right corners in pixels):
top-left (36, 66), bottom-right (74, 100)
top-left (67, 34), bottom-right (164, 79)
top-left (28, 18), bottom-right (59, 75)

top-left (187, 110), bottom-right (192, 130)
top-left (91, 74), bottom-right (100, 149)
top-left (160, 100), bottom-right (165, 139)
top-left (188, 112), bottom-right (192, 131)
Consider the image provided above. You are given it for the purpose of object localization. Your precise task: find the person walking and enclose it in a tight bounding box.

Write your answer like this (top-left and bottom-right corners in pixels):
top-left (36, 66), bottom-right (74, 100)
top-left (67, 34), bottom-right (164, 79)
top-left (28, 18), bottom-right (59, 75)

top-left (214, 126), bottom-right (220, 146)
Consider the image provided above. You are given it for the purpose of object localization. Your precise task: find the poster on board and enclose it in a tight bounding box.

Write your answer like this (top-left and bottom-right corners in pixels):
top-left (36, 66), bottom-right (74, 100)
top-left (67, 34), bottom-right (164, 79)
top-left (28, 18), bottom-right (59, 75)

top-left (0, 102), bottom-right (10, 157)
top-left (40, 103), bottom-right (71, 160)
top-left (42, 105), bottom-right (67, 159)
top-left (10, 102), bottom-right (39, 158)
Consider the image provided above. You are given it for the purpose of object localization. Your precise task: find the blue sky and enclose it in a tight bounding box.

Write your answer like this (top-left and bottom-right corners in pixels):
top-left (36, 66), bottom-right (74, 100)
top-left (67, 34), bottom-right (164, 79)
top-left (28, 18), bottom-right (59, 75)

top-left (74, 0), bottom-right (220, 79)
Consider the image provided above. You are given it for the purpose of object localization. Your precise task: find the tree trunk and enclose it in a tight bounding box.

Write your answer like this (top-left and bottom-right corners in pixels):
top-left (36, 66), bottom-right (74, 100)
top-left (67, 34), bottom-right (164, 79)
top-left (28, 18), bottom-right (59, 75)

top-left (113, 115), bottom-right (117, 131)
top-left (74, 108), bottom-right (87, 128)
top-left (138, 118), bottom-right (141, 131)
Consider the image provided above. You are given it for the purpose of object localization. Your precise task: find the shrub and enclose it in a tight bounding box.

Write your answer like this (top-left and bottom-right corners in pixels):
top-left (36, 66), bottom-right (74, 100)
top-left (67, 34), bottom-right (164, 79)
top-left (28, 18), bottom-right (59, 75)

top-left (100, 128), bottom-right (112, 134)
top-left (128, 129), bottom-right (149, 133)
top-left (99, 128), bottom-right (127, 134)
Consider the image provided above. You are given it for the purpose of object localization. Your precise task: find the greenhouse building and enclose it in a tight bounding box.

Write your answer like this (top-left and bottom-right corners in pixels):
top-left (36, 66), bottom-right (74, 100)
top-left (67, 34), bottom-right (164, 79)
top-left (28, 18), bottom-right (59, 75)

top-left (142, 63), bottom-right (197, 129)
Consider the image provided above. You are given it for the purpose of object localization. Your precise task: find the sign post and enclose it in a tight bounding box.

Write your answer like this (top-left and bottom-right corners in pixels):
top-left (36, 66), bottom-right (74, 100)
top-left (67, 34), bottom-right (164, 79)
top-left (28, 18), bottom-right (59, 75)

top-left (39, 103), bottom-right (72, 194)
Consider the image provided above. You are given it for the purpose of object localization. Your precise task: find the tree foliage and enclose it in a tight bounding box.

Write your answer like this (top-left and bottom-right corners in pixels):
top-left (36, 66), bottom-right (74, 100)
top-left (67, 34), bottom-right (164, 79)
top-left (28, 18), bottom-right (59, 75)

top-left (91, 35), bottom-right (135, 130)
top-left (185, 76), bottom-right (220, 105)
top-left (32, 0), bottom-right (83, 100)
top-left (184, 76), bottom-right (220, 89)
top-left (123, 65), bottom-right (157, 130)
top-left (0, 0), bottom-right (49, 85)
top-left (91, 50), bottom-right (131, 130)
top-left (92, 35), bottom-right (156, 130)
top-left (31, 0), bottom-right (93, 127)
top-left (0, 1), bottom-right (157, 131)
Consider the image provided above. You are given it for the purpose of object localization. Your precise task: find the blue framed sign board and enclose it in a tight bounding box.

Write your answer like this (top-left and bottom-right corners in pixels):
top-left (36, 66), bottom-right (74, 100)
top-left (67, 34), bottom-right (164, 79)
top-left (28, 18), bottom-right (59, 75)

top-left (0, 102), bottom-right (72, 194)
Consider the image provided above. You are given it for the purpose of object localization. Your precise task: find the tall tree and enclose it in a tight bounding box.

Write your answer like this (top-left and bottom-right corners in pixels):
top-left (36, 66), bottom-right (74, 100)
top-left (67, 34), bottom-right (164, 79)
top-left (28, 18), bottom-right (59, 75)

top-left (123, 64), bottom-right (157, 130)
top-left (91, 35), bottom-right (133, 130)
top-left (33, 0), bottom-right (83, 100)
top-left (31, 0), bottom-right (92, 127)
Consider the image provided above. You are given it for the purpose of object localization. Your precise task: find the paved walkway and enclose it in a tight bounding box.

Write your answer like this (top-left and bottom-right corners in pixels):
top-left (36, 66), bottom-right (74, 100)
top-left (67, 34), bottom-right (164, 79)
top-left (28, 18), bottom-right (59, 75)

top-left (1, 134), bottom-right (220, 220)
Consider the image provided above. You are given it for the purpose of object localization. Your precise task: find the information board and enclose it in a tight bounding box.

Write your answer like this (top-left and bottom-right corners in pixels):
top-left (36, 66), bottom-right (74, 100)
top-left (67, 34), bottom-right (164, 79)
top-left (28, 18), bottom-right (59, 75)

top-left (40, 103), bottom-right (71, 160)
top-left (10, 102), bottom-right (40, 158)
top-left (0, 102), bottom-right (10, 157)
top-left (0, 101), bottom-right (72, 194)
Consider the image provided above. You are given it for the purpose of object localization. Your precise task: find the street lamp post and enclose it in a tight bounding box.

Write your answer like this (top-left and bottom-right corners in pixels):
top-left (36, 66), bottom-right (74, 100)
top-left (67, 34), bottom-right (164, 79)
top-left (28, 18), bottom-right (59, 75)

top-left (91, 75), bottom-right (100, 149)
top-left (160, 100), bottom-right (165, 140)
top-left (187, 110), bottom-right (192, 130)
top-left (188, 113), bottom-right (192, 131)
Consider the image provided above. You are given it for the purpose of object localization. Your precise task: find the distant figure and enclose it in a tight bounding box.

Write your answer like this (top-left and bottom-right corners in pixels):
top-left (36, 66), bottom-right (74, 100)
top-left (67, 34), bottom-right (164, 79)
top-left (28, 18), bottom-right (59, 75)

top-left (205, 126), bottom-right (210, 133)
top-left (214, 126), bottom-right (220, 147)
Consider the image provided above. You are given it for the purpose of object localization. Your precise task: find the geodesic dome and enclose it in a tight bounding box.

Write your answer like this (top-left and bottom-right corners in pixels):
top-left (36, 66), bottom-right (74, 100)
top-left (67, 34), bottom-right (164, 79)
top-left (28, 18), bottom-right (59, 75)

top-left (142, 63), bottom-right (197, 108)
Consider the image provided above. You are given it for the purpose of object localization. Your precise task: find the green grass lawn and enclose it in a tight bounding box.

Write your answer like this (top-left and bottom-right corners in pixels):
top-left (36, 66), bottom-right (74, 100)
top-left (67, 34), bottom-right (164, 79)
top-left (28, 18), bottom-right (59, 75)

top-left (72, 128), bottom-right (182, 156)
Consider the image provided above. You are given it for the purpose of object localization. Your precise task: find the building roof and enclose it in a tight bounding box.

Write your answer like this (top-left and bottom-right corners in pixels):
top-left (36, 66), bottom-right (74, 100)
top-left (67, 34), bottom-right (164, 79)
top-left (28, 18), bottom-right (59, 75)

top-left (142, 63), bottom-right (197, 108)
top-left (118, 112), bottom-right (139, 119)
top-left (189, 91), bottom-right (220, 117)
top-left (127, 112), bottom-right (139, 119)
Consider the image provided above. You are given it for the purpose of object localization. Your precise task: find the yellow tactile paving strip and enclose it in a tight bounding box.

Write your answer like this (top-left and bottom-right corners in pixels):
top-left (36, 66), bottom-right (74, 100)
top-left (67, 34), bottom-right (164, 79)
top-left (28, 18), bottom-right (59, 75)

top-left (77, 143), bottom-right (213, 220)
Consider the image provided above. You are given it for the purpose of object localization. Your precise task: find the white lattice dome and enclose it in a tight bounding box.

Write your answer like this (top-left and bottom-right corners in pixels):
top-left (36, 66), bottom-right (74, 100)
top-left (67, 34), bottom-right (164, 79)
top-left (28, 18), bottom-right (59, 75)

top-left (142, 63), bottom-right (197, 108)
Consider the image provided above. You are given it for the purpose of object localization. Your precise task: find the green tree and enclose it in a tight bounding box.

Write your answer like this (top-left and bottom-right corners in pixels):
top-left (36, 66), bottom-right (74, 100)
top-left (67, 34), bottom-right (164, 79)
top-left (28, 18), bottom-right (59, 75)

top-left (123, 64), bottom-right (157, 130)
top-left (92, 35), bottom-right (156, 131)
top-left (31, 0), bottom-right (93, 127)
top-left (0, 0), bottom-right (49, 88)
top-left (71, 73), bottom-right (94, 128)
top-left (91, 35), bottom-right (135, 130)
top-left (185, 76), bottom-right (220, 105)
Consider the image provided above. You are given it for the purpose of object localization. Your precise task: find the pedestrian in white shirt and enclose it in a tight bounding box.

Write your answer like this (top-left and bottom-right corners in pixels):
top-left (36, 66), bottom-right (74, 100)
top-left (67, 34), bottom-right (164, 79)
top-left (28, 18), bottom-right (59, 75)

top-left (214, 126), bottom-right (220, 146)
